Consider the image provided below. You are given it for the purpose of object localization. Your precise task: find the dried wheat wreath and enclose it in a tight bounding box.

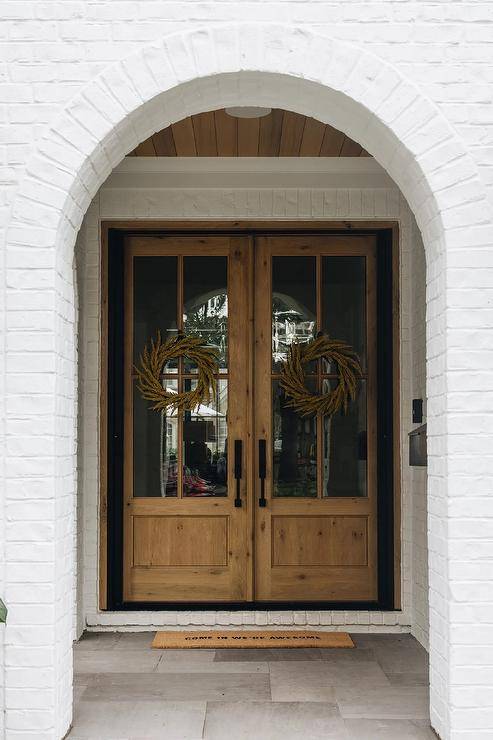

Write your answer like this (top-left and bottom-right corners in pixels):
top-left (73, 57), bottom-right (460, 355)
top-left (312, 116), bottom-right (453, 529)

top-left (279, 334), bottom-right (362, 417)
top-left (135, 331), bottom-right (219, 412)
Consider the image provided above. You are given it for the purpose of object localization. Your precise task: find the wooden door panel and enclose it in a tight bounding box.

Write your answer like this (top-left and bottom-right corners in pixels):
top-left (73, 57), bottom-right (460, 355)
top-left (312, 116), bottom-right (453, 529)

top-left (129, 568), bottom-right (237, 602)
top-left (264, 567), bottom-right (376, 602)
top-left (271, 516), bottom-right (368, 567)
top-left (133, 516), bottom-right (229, 567)
top-left (254, 235), bottom-right (378, 603)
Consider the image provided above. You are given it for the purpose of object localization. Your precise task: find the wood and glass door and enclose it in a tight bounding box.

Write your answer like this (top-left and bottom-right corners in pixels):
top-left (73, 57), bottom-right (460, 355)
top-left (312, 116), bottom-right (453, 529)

top-left (118, 231), bottom-right (379, 604)
top-left (254, 236), bottom-right (377, 602)
top-left (123, 235), bottom-right (252, 602)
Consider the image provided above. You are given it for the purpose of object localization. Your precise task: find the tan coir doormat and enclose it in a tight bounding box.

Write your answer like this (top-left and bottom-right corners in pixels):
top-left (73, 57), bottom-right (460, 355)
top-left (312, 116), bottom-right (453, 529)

top-left (152, 630), bottom-right (354, 649)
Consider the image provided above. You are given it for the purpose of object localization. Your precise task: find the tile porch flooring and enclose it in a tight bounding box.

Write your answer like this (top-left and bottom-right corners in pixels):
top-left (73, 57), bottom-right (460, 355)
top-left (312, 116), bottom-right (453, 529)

top-left (70, 632), bottom-right (435, 739)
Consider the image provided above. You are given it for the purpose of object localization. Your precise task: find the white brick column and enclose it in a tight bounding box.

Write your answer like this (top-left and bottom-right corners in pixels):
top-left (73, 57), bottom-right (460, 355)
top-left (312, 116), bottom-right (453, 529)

top-left (2, 24), bottom-right (492, 739)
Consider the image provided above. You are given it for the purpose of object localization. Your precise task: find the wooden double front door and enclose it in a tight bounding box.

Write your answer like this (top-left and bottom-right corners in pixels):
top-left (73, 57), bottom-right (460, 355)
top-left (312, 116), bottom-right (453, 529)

top-left (122, 232), bottom-right (378, 604)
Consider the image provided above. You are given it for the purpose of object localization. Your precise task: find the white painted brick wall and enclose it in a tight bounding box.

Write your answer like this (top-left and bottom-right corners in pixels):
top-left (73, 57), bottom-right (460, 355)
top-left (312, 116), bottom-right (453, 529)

top-left (0, 12), bottom-right (492, 740)
top-left (74, 159), bottom-right (425, 638)
top-left (410, 218), bottom-right (429, 651)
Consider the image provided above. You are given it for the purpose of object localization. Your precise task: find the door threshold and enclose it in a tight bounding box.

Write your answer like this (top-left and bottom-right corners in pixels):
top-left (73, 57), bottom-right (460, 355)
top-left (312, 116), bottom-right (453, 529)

top-left (111, 600), bottom-right (393, 611)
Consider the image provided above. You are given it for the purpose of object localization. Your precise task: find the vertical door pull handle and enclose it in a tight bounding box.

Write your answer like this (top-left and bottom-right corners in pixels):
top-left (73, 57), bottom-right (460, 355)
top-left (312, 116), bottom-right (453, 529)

top-left (234, 439), bottom-right (242, 508)
top-left (258, 439), bottom-right (267, 507)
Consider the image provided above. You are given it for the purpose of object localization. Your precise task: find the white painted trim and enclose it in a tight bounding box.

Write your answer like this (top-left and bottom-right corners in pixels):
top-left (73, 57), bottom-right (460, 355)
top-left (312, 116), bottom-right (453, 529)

top-left (106, 157), bottom-right (395, 190)
top-left (115, 157), bottom-right (386, 174)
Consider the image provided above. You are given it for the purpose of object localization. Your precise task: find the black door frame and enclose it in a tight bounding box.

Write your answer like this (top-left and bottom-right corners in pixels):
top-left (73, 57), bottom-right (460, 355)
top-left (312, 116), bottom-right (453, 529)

top-left (103, 223), bottom-right (398, 612)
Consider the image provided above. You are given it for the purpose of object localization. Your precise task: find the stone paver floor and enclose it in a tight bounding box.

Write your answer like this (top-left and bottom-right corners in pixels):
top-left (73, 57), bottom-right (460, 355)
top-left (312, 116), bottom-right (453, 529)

top-left (69, 631), bottom-right (435, 739)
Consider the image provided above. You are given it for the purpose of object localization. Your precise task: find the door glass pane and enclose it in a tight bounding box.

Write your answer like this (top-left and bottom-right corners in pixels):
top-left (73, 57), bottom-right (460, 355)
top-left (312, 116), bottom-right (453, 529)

top-left (322, 256), bottom-right (366, 371)
top-left (183, 379), bottom-right (228, 497)
top-left (183, 256), bottom-right (228, 372)
top-left (272, 256), bottom-right (316, 372)
top-left (322, 379), bottom-right (367, 497)
top-left (133, 256), bottom-right (178, 367)
top-left (133, 379), bottom-right (179, 497)
top-left (273, 380), bottom-right (317, 497)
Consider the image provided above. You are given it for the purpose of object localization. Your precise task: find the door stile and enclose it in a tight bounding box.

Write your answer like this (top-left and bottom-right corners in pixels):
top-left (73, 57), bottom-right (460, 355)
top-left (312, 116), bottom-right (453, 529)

top-left (253, 237), bottom-right (273, 599)
top-left (245, 238), bottom-right (256, 602)
top-left (123, 243), bottom-right (134, 601)
top-left (227, 236), bottom-right (254, 600)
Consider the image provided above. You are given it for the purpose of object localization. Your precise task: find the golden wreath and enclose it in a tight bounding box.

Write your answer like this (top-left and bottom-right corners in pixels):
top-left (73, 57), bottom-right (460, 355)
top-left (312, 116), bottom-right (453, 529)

top-left (135, 331), bottom-right (219, 412)
top-left (279, 334), bottom-right (362, 417)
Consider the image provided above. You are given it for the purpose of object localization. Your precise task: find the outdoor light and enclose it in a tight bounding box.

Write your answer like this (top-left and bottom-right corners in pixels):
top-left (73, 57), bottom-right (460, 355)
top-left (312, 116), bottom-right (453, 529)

top-left (225, 106), bottom-right (272, 118)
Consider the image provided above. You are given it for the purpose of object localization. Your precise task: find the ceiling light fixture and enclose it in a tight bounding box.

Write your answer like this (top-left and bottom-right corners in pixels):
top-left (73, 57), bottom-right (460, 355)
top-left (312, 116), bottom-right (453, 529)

top-left (225, 107), bottom-right (272, 119)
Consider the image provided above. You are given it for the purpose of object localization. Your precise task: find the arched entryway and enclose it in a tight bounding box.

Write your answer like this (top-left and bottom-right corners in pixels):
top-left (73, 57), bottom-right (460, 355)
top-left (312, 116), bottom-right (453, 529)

top-left (4, 23), bottom-right (492, 740)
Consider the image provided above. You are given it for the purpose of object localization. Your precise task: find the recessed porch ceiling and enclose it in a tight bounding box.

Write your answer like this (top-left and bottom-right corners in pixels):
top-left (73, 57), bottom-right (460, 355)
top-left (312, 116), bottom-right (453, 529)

top-left (129, 109), bottom-right (371, 158)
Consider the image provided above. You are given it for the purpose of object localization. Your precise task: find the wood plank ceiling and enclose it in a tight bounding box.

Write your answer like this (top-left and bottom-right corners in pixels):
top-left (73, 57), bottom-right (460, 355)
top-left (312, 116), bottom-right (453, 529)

top-left (129, 109), bottom-right (370, 157)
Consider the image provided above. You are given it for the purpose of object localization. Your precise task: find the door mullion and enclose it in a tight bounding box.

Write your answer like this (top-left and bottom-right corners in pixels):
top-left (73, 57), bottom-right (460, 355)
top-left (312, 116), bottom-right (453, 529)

top-left (177, 255), bottom-right (183, 499)
top-left (316, 253), bottom-right (323, 499)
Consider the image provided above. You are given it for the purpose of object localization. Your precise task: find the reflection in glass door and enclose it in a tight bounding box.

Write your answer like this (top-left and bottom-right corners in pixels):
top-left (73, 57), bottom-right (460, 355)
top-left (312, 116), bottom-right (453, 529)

top-left (182, 255), bottom-right (228, 498)
top-left (132, 255), bottom-right (229, 500)
top-left (271, 254), bottom-right (369, 500)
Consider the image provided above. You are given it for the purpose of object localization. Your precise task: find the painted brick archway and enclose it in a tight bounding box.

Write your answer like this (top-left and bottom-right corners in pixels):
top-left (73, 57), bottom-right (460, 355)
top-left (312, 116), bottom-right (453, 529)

top-left (3, 23), bottom-right (493, 740)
